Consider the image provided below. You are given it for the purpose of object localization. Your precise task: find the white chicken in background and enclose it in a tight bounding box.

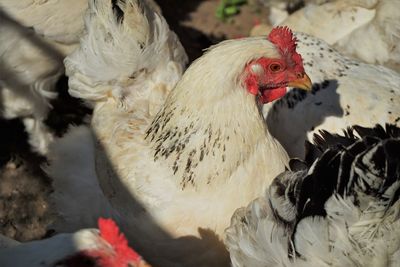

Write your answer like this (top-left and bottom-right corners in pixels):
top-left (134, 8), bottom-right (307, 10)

top-left (0, 0), bottom-right (88, 55)
top-left (254, 0), bottom-right (400, 71)
top-left (264, 32), bottom-right (400, 158)
top-left (256, 0), bottom-right (329, 26)
top-left (225, 124), bottom-right (400, 267)
top-left (281, 0), bottom-right (400, 71)
top-left (46, 0), bottom-right (312, 265)
top-left (0, 0), bottom-right (88, 154)
top-left (0, 218), bottom-right (150, 267)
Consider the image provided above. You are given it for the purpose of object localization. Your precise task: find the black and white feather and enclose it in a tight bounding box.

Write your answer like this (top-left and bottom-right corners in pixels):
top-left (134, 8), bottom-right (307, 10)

top-left (265, 32), bottom-right (400, 159)
top-left (225, 124), bottom-right (400, 267)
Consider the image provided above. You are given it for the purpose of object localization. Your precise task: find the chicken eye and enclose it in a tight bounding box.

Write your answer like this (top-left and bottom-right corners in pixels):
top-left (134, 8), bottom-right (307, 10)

top-left (269, 63), bottom-right (283, 72)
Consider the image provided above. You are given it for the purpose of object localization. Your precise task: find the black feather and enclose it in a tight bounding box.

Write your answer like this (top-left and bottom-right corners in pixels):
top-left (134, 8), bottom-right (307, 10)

top-left (269, 124), bottom-right (400, 258)
top-left (303, 140), bottom-right (322, 165)
top-left (112, 0), bottom-right (124, 23)
top-left (289, 158), bottom-right (308, 172)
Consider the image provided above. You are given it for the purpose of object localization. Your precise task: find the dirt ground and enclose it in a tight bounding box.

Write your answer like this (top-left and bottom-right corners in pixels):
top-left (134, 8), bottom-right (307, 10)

top-left (0, 0), bottom-right (269, 241)
top-left (157, 0), bottom-right (270, 61)
top-left (0, 77), bottom-right (90, 241)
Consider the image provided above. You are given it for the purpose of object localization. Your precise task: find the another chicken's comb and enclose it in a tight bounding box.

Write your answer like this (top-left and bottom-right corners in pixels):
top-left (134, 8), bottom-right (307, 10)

top-left (98, 218), bottom-right (142, 263)
top-left (267, 26), bottom-right (297, 54)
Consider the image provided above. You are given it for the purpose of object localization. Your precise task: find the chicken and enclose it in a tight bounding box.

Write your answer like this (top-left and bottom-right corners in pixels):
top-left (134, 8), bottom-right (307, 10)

top-left (46, 0), bottom-right (311, 265)
top-left (285, 0), bottom-right (400, 71)
top-left (47, 0), bottom-right (187, 258)
top-left (225, 124), bottom-right (400, 267)
top-left (254, 0), bottom-right (400, 71)
top-left (0, 218), bottom-right (150, 267)
top-left (0, 0), bottom-right (88, 154)
top-left (0, 0), bottom-right (88, 54)
top-left (257, 0), bottom-right (329, 26)
top-left (264, 32), bottom-right (400, 158)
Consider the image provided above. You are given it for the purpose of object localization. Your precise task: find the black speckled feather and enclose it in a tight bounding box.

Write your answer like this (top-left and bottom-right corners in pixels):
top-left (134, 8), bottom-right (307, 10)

top-left (268, 124), bottom-right (400, 257)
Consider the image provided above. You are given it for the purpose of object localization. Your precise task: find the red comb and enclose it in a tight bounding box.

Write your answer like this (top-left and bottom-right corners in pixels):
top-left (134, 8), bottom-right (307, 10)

top-left (267, 26), bottom-right (297, 54)
top-left (98, 218), bottom-right (142, 265)
top-left (57, 219), bottom-right (146, 267)
top-left (267, 26), bottom-right (304, 72)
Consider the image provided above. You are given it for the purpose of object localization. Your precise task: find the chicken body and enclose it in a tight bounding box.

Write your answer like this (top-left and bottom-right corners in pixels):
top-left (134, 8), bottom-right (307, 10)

top-left (64, 0), bottom-right (292, 237)
top-left (0, 0), bottom-right (88, 154)
top-left (90, 41), bottom-right (289, 237)
top-left (47, 1), bottom-right (312, 265)
top-left (265, 32), bottom-right (400, 158)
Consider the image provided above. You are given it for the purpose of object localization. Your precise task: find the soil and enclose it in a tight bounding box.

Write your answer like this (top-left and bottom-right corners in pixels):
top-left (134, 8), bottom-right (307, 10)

top-left (0, 0), bottom-right (269, 242)
top-left (0, 76), bottom-right (90, 241)
top-left (157, 0), bottom-right (270, 61)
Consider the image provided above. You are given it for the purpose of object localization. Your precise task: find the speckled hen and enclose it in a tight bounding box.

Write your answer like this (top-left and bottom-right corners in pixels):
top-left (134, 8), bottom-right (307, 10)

top-left (46, 0), bottom-right (311, 265)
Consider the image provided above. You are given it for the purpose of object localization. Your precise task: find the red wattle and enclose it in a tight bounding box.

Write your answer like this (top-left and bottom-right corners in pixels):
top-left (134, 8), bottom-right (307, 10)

top-left (261, 87), bottom-right (287, 103)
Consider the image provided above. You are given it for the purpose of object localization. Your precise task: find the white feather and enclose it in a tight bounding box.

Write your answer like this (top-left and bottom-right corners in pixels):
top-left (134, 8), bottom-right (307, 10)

top-left (0, 0), bottom-right (88, 154)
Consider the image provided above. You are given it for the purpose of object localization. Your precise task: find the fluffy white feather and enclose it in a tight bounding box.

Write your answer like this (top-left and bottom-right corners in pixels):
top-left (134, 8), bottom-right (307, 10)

top-left (0, 0), bottom-right (88, 154)
top-left (65, 0), bottom-right (187, 109)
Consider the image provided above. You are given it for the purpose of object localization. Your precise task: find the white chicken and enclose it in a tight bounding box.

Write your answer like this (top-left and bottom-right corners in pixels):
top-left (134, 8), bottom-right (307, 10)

top-left (225, 124), bottom-right (400, 267)
top-left (46, 0), bottom-right (312, 265)
top-left (0, 218), bottom-right (150, 267)
top-left (257, 0), bottom-right (329, 26)
top-left (0, 0), bottom-right (88, 154)
top-left (284, 0), bottom-right (400, 71)
top-left (255, 0), bottom-right (400, 71)
top-left (264, 32), bottom-right (400, 158)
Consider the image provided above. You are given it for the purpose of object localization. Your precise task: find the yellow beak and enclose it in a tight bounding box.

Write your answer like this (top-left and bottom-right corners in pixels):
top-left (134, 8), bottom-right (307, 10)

top-left (288, 73), bottom-right (312, 91)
